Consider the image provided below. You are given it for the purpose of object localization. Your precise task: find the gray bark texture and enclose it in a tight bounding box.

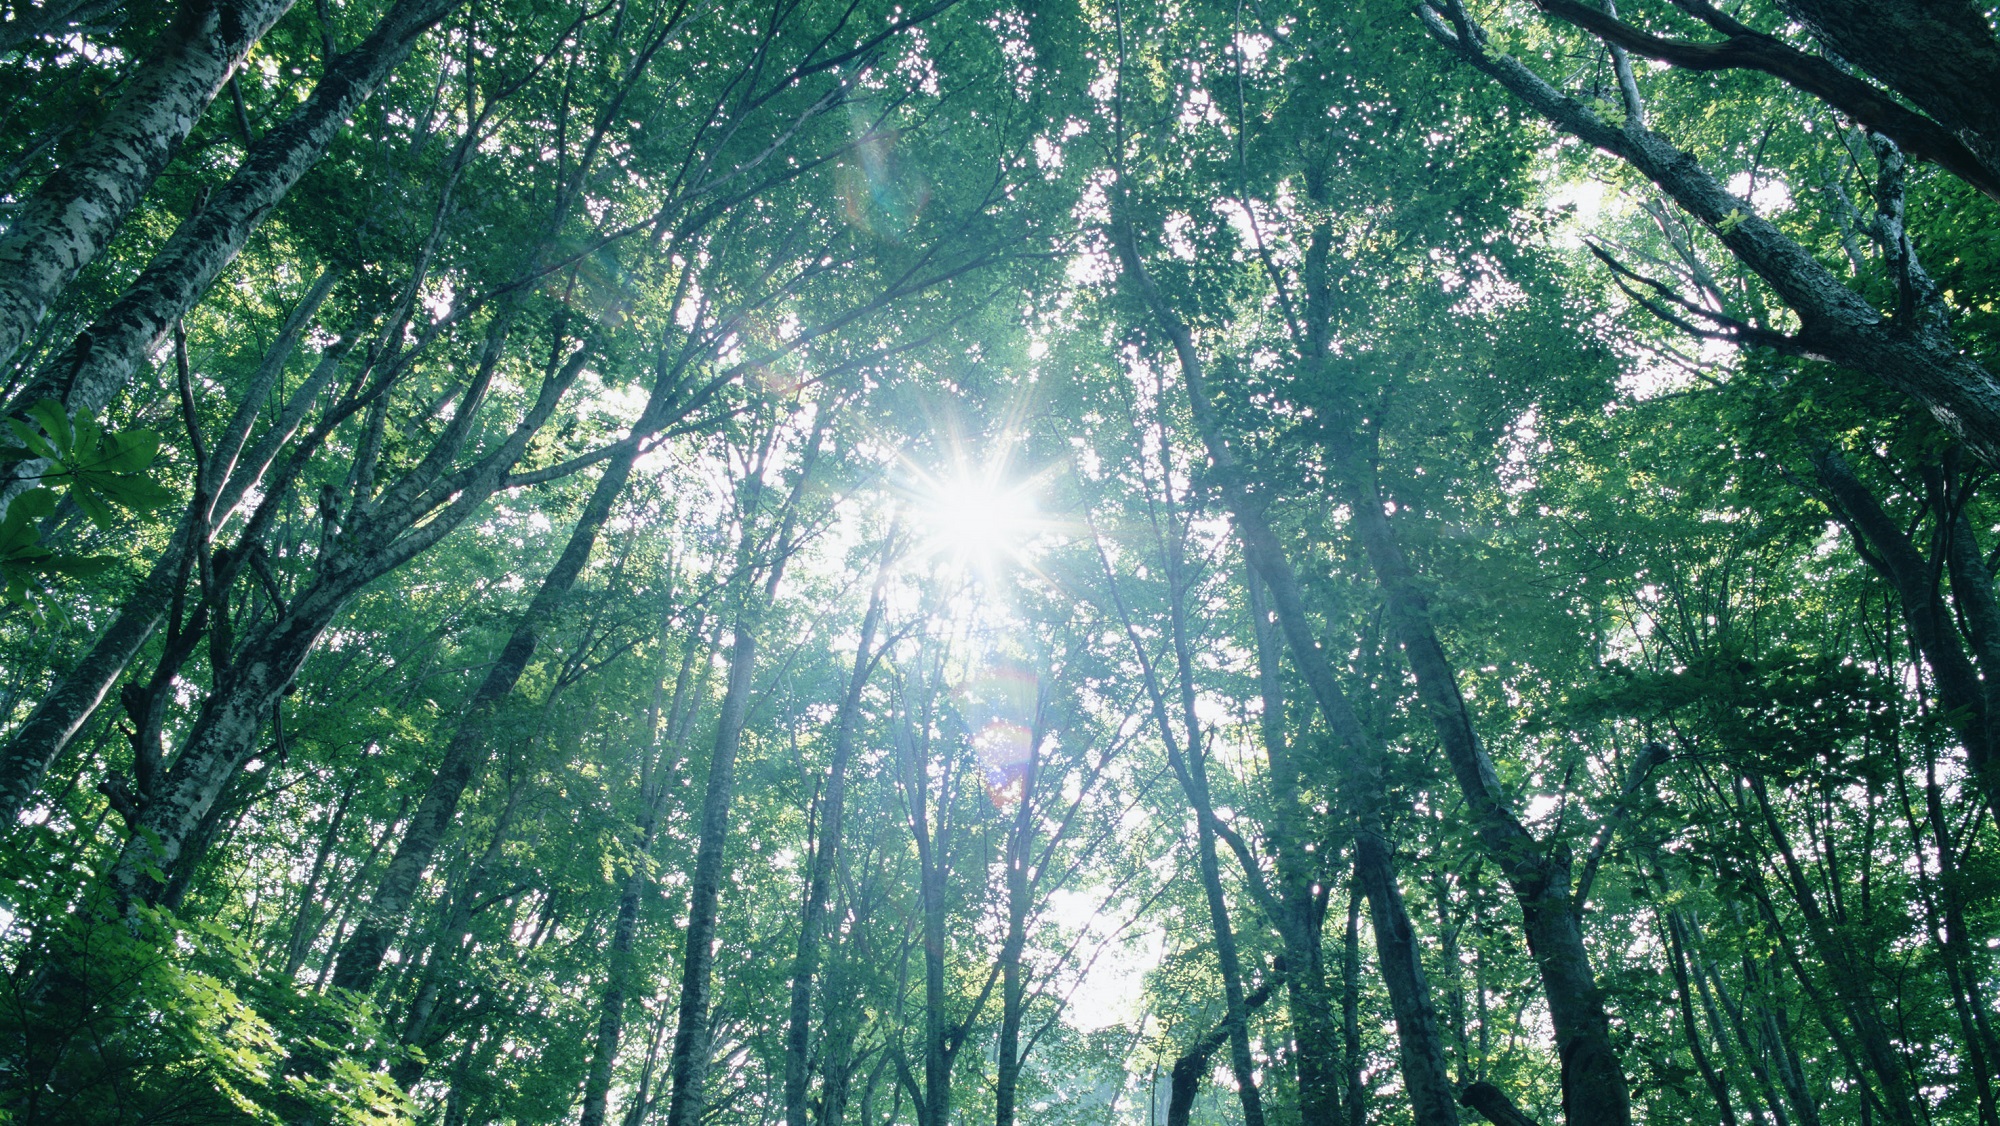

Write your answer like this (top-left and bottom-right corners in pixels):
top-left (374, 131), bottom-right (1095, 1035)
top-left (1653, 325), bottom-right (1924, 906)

top-left (0, 269), bottom-right (342, 827)
top-left (0, 0), bottom-right (292, 376)
top-left (104, 335), bottom-right (591, 909)
top-left (1776, 0), bottom-right (2000, 185)
top-left (0, 0), bottom-right (459, 523)
top-left (661, 619), bottom-right (759, 1126)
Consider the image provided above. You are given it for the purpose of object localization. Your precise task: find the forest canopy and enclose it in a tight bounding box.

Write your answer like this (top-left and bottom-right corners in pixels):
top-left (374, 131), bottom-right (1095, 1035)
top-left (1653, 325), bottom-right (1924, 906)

top-left (1, 0), bottom-right (1997, 1124)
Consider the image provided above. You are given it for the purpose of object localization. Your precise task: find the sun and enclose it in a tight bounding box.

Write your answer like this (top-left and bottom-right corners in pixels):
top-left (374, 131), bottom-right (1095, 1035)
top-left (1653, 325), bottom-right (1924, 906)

top-left (914, 469), bottom-right (1041, 569)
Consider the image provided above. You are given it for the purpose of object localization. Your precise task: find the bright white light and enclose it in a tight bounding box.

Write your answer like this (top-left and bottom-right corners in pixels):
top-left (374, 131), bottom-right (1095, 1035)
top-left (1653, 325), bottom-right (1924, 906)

top-left (916, 471), bottom-right (1041, 568)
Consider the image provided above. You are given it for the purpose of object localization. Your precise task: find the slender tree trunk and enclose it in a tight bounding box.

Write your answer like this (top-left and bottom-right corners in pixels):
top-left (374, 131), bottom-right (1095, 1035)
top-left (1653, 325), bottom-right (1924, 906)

top-left (1244, 569), bottom-right (1344, 1126)
top-left (331, 447), bottom-right (635, 994)
top-left (0, 0), bottom-right (293, 376)
top-left (1342, 881), bottom-right (1365, 1126)
top-left (662, 614), bottom-right (759, 1126)
top-left (1111, 214), bottom-right (1458, 1125)
top-left (0, 283), bottom-right (347, 827)
top-left (994, 734), bottom-right (1039, 1126)
top-left (582, 611), bottom-right (715, 1126)
top-left (1340, 472), bottom-right (1631, 1126)
top-left (785, 542), bottom-right (891, 1126)
top-left (1663, 908), bottom-right (1741, 1125)
top-left (663, 413), bottom-right (823, 1126)
top-left (1810, 448), bottom-right (2000, 816)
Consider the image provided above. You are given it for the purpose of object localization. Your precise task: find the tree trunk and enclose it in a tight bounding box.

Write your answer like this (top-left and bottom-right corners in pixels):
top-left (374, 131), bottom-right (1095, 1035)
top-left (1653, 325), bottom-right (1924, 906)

top-left (1165, 975), bottom-right (1279, 1126)
top-left (0, 0), bottom-right (460, 521)
top-left (580, 610), bottom-right (717, 1126)
top-left (661, 617), bottom-right (760, 1126)
top-left (785, 544), bottom-right (891, 1126)
top-left (1352, 829), bottom-right (1462, 1126)
top-left (0, 0), bottom-right (292, 376)
top-left (331, 446), bottom-right (635, 994)
top-left (1111, 216), bottom-right (1459, 1126)
top-left (1775, 0), bottom-right (2000, 181)
top-left (1421, 2), bottom-right (2000, 469)
top-left (0, 279), bottom-right (347, 827)
top-left (1245, 568), bottom-right (1345, 1126)
top-left (1341, 475), bottom-right (1631, 1126)
top-left (1810, 447), bottom-right (2000, 816)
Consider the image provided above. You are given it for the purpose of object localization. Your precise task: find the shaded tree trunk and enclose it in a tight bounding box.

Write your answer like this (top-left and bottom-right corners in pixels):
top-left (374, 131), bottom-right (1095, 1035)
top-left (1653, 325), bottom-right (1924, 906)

top-left (1, 0), bottom-right (460, 514)
top-left (785, 539), bottom-right (892, 1126)
top-left (331, 446), bottom-right (635, 994)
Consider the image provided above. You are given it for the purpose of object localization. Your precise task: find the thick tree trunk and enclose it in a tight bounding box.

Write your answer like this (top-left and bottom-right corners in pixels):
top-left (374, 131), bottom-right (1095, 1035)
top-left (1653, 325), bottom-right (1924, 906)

top-left (1352, 829), bottom-right (1461, 1126)
top-left (0, 0), bottom-right (458, 522)
top-left (1775, 0), bottom-right (2000, 181)
top-left (0, 0), bottom-right (292, 375)
top-left (1165, 975), bottom-right (1279, 1126)
top-left (331, 447), bottom-right (635, 994)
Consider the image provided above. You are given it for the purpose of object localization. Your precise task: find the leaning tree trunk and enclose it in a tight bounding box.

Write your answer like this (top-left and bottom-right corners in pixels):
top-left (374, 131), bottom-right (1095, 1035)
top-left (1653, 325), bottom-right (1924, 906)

top-left (331, 446), bottom-right (636, 994)
top-left (1809, 447), bottom-right (2000, 817)
top-left (104, 332), bottom-right (592, 909)
top-left (1420, 0), bottom-right (2000, 471)
top-left (0, 0), bottom-right (293, 376)
top-left (1341, 470), bottom-right (1631, 1126)
top-left (0, 272), bottom-right (345, 827)
top-left (0, 0), bottom-right (461, 521)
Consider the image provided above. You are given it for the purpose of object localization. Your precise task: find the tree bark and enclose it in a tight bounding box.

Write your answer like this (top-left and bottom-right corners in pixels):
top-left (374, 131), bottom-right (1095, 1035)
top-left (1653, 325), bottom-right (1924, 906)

top-left (661, 616), bottom-right (759, 1126)
top-left (784, 541), bottom-right (891, 1126)
top-left (1809, 447), bottom-right (2000, 816)
top-left (1110, 214), bottom-right (1459, 1126)
top-left (330, 446), bottom-right (636, 994)
top-left (1340, 474), bottom-right (1631, 1126)
top-left (0, 0), bottom-right (292, 376)
top-left (0, 0), bottom-right (460, 521)
top-left (1420, 0), bottom-right (2000, 469)
top-left (0, 272), bottom-right (346, 827)
top-left (1165, 975), bottom-right (1279, 1126)
top-left (1775, 0), bottom-right (2000, 186)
